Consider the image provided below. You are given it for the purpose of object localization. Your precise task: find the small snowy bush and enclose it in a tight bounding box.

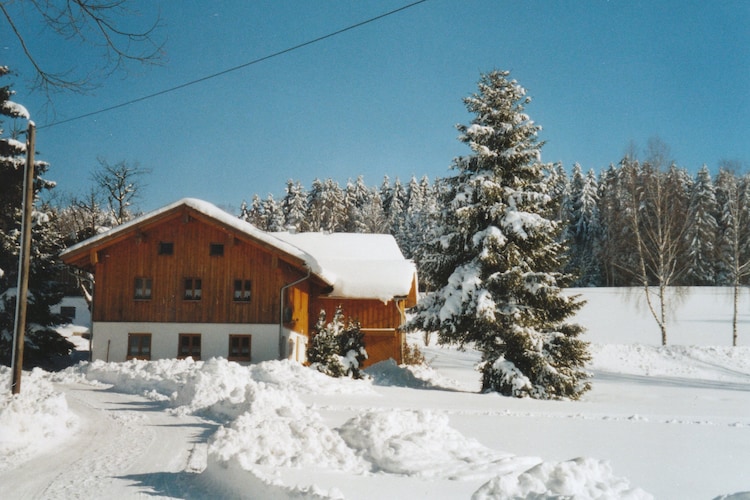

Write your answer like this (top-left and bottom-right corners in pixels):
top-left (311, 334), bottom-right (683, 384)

top-left (307, 306), bottom-right (367, 379)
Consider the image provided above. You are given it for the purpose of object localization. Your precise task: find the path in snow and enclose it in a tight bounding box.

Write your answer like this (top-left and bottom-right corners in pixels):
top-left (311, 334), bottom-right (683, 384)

top-left (0, 383), bottom-right (216, 500)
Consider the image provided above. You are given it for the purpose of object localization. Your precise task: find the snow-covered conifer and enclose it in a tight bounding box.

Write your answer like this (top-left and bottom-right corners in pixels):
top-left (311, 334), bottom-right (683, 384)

top-left (262, 194), bottom-right (284, 232)
top-left (567, 165), bottom-right (602, 286)
top-left (0, 68), bottom-right (74, 368)
top-left (281, 180), bottom-right (308, 232)
top-left (686, 165), bottom-right (719, 285)
top-left (308, 306), bottom-right (367, 378)
top-left (408, 70), bottom-right (590, 399)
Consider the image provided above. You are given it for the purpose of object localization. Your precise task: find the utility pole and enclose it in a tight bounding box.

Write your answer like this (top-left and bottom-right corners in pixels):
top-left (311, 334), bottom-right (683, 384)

top-left (10, 121), bottom-right (35, 395)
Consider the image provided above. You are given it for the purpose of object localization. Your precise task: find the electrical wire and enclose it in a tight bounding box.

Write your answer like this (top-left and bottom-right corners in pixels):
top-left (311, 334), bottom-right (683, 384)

top-left (37, 0), bottom-right (430, 131)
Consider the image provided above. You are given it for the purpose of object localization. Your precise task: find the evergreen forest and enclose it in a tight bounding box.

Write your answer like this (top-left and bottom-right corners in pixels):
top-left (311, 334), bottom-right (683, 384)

top-left (238, 159), bottom-right (750, 292)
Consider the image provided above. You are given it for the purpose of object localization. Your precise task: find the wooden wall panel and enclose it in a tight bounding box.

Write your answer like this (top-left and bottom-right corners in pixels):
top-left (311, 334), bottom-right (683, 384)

top-left (309, 297), bottom-right (405, 365)
top-left (91, 212), bottom-right (308, 325)
top-left (310, 297), bottom-right (403, 330)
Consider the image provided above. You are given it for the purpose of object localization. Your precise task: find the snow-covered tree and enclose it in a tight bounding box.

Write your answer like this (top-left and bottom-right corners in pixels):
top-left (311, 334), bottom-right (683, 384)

top-left (281, 180), bottom-right (308, 232)
top-left (685, 165), bottom-right (719, 285)
top-left (0, 67), bottom-right (74, 368)
top-left (307, 178), bottom-right (346, 232)
top-left (397, 175), bottom-right (426, 259)
top-left (387, 177), bottom-right (407, 237)
top-left (262, 194), bottom-right (284, 232)
top-left (567, 165), bottom-right (601, 286)
top-left (307, 306), bottom-right (367, 379)
top-left (343, 176), bottom-right (373, 232)
top-left (408, 70), bottom-right (590, 399)
top-left (715, 168), bottom-right (750, 346)
top-left (239, 194), bottom-right (265, 228)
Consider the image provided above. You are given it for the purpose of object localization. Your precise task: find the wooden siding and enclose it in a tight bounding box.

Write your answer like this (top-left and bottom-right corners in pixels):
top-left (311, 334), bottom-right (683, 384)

top-left (310, 297), bottom-right (405, 365)
top-left (91, 212), bottom-right (310, 324)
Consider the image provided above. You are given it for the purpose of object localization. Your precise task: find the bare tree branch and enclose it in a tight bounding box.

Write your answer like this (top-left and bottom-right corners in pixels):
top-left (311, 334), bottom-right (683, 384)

top-left (1, 0), bottom-right (164, 96)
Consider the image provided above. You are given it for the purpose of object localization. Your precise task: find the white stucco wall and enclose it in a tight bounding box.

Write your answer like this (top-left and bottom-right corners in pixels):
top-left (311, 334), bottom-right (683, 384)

top-left (52, 297), bottom-right (92, 328)
top-left (92, 322), bottom-right (285, 363)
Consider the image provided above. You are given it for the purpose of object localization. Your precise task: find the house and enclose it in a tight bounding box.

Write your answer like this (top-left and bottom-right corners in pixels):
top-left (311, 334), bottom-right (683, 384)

top-left (60, 198), bottom-right (418, 367)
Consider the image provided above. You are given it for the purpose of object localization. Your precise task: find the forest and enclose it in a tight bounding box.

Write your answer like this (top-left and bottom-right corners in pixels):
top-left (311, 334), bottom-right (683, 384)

top-left (232, 152), bottom-right (749, 293)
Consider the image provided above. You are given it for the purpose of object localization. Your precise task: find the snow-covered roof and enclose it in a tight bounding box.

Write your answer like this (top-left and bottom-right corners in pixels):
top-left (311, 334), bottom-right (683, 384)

top-left (61, 198), bottom-right (416, 302)
top-left (273, 232), bottom-right (417, 303)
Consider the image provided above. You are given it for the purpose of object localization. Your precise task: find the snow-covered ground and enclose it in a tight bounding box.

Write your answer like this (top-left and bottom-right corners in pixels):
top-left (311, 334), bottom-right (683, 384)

top-left (1, 287), bottom-right (750, 499)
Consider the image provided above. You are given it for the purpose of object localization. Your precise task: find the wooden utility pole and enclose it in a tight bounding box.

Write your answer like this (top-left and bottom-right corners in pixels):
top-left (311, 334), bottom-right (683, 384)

top-left (10, 121), bottom-right (35, 395)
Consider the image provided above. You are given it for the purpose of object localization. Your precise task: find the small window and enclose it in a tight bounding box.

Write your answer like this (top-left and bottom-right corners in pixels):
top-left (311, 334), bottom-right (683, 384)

top-left (60, 306), bottom-right (76, 322)
top-left (158, 242), bottom-right (174, 255)
top-left (134, 277), bottom-right (153, 299)
top-left (127, 333), bottom-right (152, 360)
top-left (233, 279), bottom-right (252, 302)
top-left (228, 334), bottom-right (252, 362)
top-left (184, 278), bottom-right (202, 300)
top-left (178, 334), bottom-right (201, 360)
top-left (210, 243), bottom-right (224, 256)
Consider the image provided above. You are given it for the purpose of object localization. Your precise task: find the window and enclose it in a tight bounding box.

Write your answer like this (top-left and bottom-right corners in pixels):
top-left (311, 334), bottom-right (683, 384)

top-left (178, 334), bottom-right (201, 360)
top-left (233, 279), bottom-right (252, 302)
top-left (60, 306), bottom-right (76, 322)
top-left (184, 278), bottom-right (202, 300)
top-left (127, 333), bottom-right (151, 360)
top-left (228, 335), bottom-right (251, 362)
top-left (158, 242), bottom-right (174, 255)
top-left (134, 277), bottom-right (152, 299)
top-left (209, 243), bottom-right (224, 256)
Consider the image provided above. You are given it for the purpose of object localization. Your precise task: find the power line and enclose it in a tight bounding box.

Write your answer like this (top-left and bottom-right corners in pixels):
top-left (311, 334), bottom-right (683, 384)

top-left (37, 0), bottom-right (430, 131)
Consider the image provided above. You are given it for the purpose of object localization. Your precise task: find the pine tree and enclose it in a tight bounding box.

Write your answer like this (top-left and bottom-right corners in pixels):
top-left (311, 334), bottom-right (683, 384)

top-left (307, 310), bottom-right (346, 377)
top-left (306, 178), bottom-right (325, 232)
top-left (281, 179), bottom-right (308, 232)
top-left (0, 67), bottom-right (74, 369)
top-left (387, 177), bottom-right (407, 237)
top-left (685, 165), bottom-right (719, 285)
top-left (239, 194), bottom-right (265, 228)
top-left (343, 176), bottom-right (373, 232)
top-left (409, 70), bottom-right (590, 399)
top-left (307, 306), bottom-right (367, 378)
top-left (262, 194), bottom-right (284, 232)
top-left (567, 165), bottom-right (602, 286)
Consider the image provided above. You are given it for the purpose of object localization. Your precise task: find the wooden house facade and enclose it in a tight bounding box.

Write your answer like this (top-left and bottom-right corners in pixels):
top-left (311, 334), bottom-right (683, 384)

top-left (60, 198), bottom-right (418, 367)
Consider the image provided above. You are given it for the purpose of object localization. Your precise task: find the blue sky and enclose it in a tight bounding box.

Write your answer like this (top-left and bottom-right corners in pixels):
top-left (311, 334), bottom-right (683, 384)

top-left (3, 0), bottom-right (748, 212)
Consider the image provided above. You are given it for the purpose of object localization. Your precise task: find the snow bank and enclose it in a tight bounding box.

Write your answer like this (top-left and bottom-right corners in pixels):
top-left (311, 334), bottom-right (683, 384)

top-left (0, 367), bottom-right (78, 471)
top-left (589, 344), bottom-right (750, 382)
top-left (202, 456), bottom-right (345, 499)
top-left (473, 457), bottom-right (652, 500)
top-left (208, 383), bottom-right (364, 471)
top-left (80, 357), bottom-right (373, 418)
top-left (339, 409), bottom-right (533, 480)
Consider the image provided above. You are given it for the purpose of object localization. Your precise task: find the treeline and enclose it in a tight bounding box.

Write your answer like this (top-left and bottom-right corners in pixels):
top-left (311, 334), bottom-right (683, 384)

top-left (242, 158), bottom-right (750, 290)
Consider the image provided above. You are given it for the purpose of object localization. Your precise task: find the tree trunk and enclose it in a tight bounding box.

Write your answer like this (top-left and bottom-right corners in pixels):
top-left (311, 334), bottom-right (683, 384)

top-left (733, 280), bottom-right (739, 347)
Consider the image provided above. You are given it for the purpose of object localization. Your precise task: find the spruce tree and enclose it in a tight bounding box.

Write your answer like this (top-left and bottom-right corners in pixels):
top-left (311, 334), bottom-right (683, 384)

top-left (281, 179), bottom-right (308, 232)
top-left (0, 67), bottom-right (74, 369)
top-left (567, 165), bottom-right (602, 286)
top-left (409, 70), bottom-right (590, 399)
top-left (308, 307), bottom-right (367, 378)
top-left (686, 165), bottom-right (719, 285)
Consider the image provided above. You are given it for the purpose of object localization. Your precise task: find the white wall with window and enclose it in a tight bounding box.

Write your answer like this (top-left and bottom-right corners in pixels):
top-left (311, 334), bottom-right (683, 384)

top-left (91, 322), bottom-right (281, 363)
top-left (51, 296), bottom-right (92, 328)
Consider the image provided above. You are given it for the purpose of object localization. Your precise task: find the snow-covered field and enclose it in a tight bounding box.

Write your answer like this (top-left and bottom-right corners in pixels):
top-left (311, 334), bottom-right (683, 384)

top-left (1, 287), bottom-right (750, 499)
